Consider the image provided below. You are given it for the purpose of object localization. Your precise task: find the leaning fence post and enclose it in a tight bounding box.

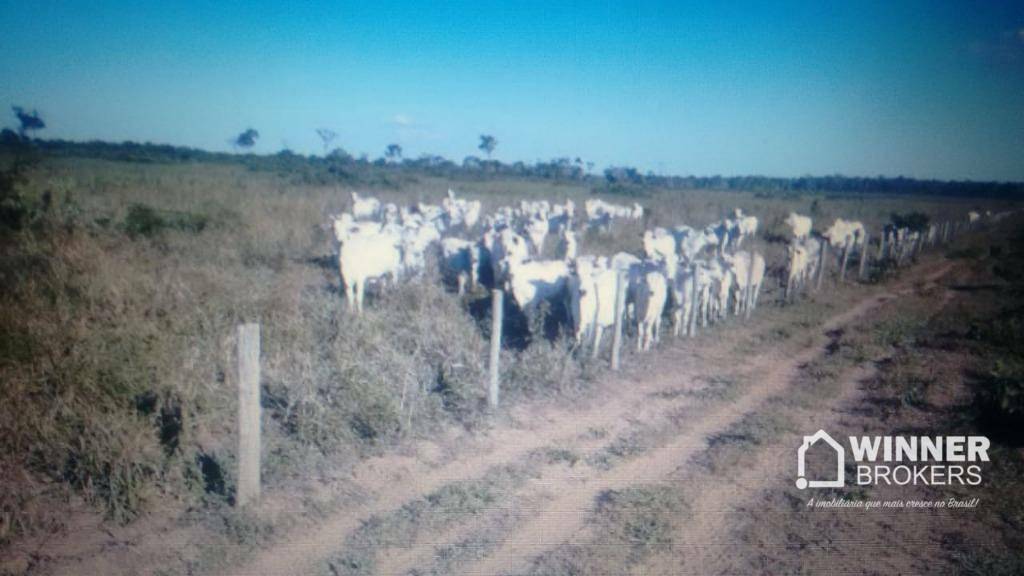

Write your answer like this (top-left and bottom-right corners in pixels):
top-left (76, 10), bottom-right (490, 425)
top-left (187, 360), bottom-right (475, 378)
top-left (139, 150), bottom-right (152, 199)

top-left (859, 231), bottom-right (870, 280)
top-left (488, 289), bottom-right (503, 409)
top-left (611, 272), bottom-right (625, 371)
top-left (237, 323), bottom-right (261, 508)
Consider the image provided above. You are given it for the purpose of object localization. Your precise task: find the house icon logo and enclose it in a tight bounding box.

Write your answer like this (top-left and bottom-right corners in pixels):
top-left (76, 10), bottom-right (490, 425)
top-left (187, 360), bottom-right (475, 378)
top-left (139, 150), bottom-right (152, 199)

top-left (796, 430), bottom-right (845, 489)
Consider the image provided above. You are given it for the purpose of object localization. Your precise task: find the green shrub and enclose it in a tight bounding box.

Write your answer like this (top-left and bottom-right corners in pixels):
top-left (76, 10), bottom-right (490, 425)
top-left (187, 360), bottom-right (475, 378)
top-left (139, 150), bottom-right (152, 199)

top-left (123, 203), bottom-right (209, 238)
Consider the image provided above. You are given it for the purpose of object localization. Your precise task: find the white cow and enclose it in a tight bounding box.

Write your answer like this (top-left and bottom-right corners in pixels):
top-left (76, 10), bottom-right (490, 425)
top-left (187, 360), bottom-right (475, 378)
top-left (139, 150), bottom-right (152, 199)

top-left (785, 241), bottom-right (810, 300)
top-left (522, 215), bottom-right (549, 256)
top-left (441, 237), bottom-right (479, 295)
top-left (585, 199), bottom-right (644, 232)
top-left (733, 210), bottom-right (759, 249)
top-left (333, 212), bottom-right (383, 241)
top-left (442, 189), bottom-right (482, 230)
top-left (489, 228), bottom-right (530, 285)
top-left (635, 269), bottom-right (668, 351)
top-left (506, 259), bottom-right (569, 317)
top-left (747, 252), bottom-right (766, 315)
top-left (642, 228), bottom-right (679, 280)
top-left (822, 218), bottom-right (867, 279)
top-left (785, 212), bottom-right (813, 241)
top-left (723, 251), bottom-right (751, 317)
top-left (556, 228), bottom-right (578, 261)
top-left (399, 222), bottom-right (441, 278)
top-left (675, 226), bottom-right (717, 262)
top-left (351, 192), bottom-right (382, 221)
top-left (338, 229), bottom-right (402, 314)
top-left (567, 256), bottom-right (619, 353)
top-left (670, 263), bottom-right (697, 337)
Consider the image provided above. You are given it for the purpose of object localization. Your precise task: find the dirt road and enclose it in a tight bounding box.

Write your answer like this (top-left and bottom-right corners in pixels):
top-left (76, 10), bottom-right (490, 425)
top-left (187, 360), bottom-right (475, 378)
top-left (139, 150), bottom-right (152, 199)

top-left (224, 258), bottom-right (958, 576)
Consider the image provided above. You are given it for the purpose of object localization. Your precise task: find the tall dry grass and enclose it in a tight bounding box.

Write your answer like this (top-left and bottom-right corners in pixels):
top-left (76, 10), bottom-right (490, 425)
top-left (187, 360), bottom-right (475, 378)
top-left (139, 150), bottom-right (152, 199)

top-left (0, 154), bottom-right (1009, 541)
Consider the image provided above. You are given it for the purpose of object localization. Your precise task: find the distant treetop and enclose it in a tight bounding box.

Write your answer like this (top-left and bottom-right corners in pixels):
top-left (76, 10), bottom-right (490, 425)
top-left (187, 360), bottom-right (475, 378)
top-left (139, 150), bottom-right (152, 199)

top-left (234, 128), bottom-right (259, 149)
top-left (12, 106), bottom-right (45, 138)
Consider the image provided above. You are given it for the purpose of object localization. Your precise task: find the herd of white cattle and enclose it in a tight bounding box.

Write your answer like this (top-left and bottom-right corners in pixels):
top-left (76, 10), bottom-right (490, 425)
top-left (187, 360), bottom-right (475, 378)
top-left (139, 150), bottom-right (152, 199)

top-left (330, 190), bottom-right (1011, 354)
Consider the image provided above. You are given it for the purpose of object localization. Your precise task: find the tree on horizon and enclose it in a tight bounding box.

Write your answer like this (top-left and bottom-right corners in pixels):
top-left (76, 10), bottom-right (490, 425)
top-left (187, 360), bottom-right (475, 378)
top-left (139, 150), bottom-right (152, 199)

top-left (478, 134), bottom-right (497, 158)
top-left (12, 107), bottom-right (45, 139)
top-left (385, 143), bottom-right (403, 162)
top-left (234, 128), bottom-right (259, 150)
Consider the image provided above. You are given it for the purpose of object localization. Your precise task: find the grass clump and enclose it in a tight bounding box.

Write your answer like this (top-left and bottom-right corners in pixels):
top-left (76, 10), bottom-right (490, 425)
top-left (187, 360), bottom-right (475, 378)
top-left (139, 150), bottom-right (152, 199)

top-left (323, 464), bottom-right (530, 576)
top-left (123, 203), bottom-right (210, 237)
top-left (527, 484), bottom-right (687, 575)
top-left (594, 486), bottom-right (686, 562)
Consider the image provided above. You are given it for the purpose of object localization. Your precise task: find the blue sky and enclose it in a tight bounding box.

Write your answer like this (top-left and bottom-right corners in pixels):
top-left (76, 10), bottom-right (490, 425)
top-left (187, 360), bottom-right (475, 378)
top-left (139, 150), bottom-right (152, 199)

top-left (1, 1), bottom-right (1023, 181)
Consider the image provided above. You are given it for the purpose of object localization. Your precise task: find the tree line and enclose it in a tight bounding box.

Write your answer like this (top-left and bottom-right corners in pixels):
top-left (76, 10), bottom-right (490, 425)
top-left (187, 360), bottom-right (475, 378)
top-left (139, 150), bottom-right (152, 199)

top-left (4, 106), bottom-right (1023, 199)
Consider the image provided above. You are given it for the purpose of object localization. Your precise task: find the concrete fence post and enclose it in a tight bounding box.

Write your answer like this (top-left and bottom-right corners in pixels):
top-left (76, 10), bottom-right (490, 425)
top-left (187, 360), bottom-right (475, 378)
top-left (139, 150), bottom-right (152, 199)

top-left (611, 272), bottom-right (625, 371)
top-left (488, 289), bottom-right (503, 409)
top-left (237, 323), bottom-right (261, 508)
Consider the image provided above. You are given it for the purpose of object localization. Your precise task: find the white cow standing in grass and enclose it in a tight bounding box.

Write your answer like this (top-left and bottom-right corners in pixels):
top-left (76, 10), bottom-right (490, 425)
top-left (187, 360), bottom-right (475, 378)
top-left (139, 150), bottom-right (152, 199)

top-left (635, 268), bottom-right (668, 352)
top-left (441, 238), bottom-right (479, 295)
top-left (785, 242), bottom-right (810, 301)
top-left (746, 252), bottom-right (766, 315)
top-left (784, 212), bottom-right (813, 241)
top-left (443, 189), bottom-right (482, 231)
top-left (822, 218), bottom-right (866, 280)
top-left (567, 256), bottom-right (619, 354)
top-left (334, 214), bottom-right (403, 314)
top-left (732, 209), bottom-right (760, 250)
top-left (723, 251), bottom-right (751, 316)
top-left (670, 263), bottom-right (697, 337)
top-left (585, 199), bottom-right (644, 232)
top-left (642, 228), bottom-right (679, 280)
top-left (489, 228), bottom-right (530, 287)
top-left (722, 250), bottom-right (767, 318)
top-left (505, 258), bottom-right (570, 322)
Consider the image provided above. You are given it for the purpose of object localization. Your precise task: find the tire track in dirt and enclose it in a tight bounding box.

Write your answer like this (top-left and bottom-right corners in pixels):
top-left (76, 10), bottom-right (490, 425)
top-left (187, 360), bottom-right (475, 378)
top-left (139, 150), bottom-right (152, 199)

top-left (640, 365), bottom-right (877, 575)
top-left (458, 261), bottom-right (955, 576)
top-left (221, 326), bottom-right (742, 576)
top-left (226, 260), bottom-right (954, 576)
top-left (651, 261), bottom-right (962, 575)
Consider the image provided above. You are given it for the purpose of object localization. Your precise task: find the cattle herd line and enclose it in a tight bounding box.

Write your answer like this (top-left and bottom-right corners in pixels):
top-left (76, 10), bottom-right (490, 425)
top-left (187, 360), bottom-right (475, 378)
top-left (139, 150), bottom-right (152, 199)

top-left (330, 190), bottom-right (1014, 357)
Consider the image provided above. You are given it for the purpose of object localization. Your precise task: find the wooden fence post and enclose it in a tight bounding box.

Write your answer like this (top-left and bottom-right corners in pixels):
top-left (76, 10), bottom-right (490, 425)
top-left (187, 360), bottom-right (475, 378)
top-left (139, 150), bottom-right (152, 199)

top-left (877, 231), bottom-right (887, 261)
top-left (488, 289), bottom-right (503, 409)
top-left (688, 264), bottom-right (700, 336)
top-left (745, 252), bottom-right (756, 320)
top-left (859, 232), bottom-right (870, 280)
top-left (611, 272), bottom-right (625, 371)
top-left (839, 241), bottom-right (851, 282)
top-left (815, 242), bottom-right (828, 291)
top-left (237, 323), bottom-right (261, 508)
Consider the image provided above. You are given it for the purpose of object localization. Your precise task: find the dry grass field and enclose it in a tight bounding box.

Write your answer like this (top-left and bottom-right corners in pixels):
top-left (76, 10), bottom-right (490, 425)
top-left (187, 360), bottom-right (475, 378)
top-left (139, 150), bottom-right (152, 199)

top-left (1, 149), bottom-right (1021, 575)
